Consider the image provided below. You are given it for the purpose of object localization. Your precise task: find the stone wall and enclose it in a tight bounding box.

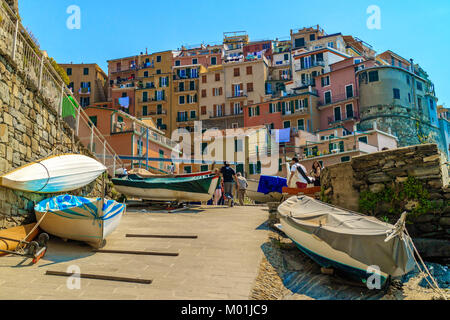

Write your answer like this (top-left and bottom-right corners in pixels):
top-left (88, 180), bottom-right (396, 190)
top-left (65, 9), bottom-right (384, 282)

top-left (321, 144), bottom-right (450, 241)
top-left (0, 52), bottom-right (112, 229)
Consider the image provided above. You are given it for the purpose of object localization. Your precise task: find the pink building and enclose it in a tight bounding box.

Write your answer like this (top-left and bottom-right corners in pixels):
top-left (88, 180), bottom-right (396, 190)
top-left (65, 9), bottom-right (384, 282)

top-left (316, 57), bottom-right (376, 132)
top-left (174, 45), bottom-right (223, 68)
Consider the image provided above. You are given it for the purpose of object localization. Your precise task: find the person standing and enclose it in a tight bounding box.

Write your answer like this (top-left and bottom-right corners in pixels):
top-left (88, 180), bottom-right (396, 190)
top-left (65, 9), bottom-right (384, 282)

top-left (236, 172), bottom-right (248, 206)
top-left (310, 161), bottom-right (322, 187)
top-left (213, 169), bottom-right (223, 205)
top-left (287, 157), bottom-right (311, 189)
top-left (168, 162), bottom-right (176, 175)
top-left (220, 161), bottom-right (239, 207)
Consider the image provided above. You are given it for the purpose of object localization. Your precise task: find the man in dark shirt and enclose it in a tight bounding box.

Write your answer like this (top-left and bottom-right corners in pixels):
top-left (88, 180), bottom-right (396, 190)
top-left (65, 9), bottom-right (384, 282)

top-left (220, 161), bottom-right (239, 207)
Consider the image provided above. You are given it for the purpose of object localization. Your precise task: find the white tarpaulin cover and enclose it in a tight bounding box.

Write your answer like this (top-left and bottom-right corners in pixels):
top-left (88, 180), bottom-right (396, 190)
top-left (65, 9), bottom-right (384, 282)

top-left (278, 196), bottom-right (416, 277)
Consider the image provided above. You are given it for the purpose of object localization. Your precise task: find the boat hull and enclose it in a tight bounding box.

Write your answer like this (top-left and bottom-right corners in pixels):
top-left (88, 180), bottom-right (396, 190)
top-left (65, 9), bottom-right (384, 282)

top-left (246, 179), bottom-right (283, 203)
top-left (0, 154), bottom-right (106, 193)
top-left (278, 196), bottom-right (415, 285)
top-left (279, 217), bottom-right (389, 285)
top-left (113, 175), bottom-right (219, 202)
top-left (35, 195), bottom-right (125, 248)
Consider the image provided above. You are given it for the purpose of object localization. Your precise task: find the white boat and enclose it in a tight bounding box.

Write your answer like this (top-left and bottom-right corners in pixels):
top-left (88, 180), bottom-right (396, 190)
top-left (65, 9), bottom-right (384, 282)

top-left (278, 196), bottom-right (415, 286)
top-left (34, 195), bottom-right (125, 248)
top-left (0, 154), bottom-right (106, 193)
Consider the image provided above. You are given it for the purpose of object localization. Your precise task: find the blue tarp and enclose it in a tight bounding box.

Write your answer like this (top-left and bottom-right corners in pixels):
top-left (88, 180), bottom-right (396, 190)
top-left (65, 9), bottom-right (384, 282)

top-left (276, 128), bottom-right (291, 143)
top-left (257, 176), bottom-right (287, 194)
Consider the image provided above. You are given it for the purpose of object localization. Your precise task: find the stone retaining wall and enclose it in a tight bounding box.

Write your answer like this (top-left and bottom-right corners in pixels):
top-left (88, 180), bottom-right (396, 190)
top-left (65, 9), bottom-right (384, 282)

top-left (0, 52), bottom-right (112, 229)
top-left (321, 144), bottom-right (450, 241)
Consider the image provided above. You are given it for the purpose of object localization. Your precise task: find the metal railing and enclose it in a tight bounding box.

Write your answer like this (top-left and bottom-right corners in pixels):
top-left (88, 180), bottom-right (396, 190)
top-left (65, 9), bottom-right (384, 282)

top-left (0, 0), bottom-right (123, 175)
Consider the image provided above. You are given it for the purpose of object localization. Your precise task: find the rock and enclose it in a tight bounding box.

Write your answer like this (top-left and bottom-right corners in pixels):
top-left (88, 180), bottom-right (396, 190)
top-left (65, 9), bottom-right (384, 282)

top-left (409, 166), bottom-right (441, 177)
top-left (415, 214), bottom-right (435, 223)
top-left (367, 172), bottom-right (391, 183)
top-left (0, 124), bottom-right (8, 143)
top-left (439, 217), bottom-right (450, 226)
top-left (369, 183), bottom-right (385, 193)
top-left (423, 154), bottom-right (440, 163)
top-left (396, 176), bottom-right (408, 183)
top-left (417, 223), bottom-right (438, 233)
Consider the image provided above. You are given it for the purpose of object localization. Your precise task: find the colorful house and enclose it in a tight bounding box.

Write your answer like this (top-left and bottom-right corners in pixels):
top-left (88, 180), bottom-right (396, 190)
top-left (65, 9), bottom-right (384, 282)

top-left (84, 106), bottom-right (180, 172)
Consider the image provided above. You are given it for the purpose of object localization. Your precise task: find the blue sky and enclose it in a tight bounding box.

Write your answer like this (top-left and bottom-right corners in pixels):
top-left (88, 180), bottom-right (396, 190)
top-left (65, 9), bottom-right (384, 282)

top-left (19, 0), bottom-right (449, 106)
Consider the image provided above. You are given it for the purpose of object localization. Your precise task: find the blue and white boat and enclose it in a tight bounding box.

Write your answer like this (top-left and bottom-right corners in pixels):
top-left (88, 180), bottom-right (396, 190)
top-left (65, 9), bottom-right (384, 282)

top-left (278, 196), bottom-right (415, 286)
top-left (34, 195), bottom-right (125, 248)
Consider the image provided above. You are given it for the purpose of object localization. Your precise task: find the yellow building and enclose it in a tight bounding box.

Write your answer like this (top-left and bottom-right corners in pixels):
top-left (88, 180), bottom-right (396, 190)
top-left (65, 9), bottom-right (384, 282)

top-left (135, 50), bottom-right (177, 135)
top-left (171, 63), bottom-right (207, 133)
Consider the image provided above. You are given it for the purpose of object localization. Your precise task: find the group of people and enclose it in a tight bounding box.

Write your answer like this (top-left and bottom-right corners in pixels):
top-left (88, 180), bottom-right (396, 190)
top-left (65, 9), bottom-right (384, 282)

top-left (287, 158), bottom-right (322, 189)
top-left (213, 162), bottom-right (248, 207)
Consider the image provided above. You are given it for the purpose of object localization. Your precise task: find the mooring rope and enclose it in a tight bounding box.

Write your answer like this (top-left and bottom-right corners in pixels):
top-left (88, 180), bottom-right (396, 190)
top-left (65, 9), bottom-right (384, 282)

top-left (404, 227), bottom-right (448, 300)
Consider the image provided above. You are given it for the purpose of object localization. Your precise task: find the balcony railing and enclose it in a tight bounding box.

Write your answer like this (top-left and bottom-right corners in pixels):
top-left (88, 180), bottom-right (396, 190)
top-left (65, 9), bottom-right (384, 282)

top-left (174, 86), bottom-right (197, 93)
top-left (140, 62), bottom-right (155, 69)
top-left (110, 65), bottom-right (138, 74)
top-left (177, 116), bottom-right (198, 122)
top-left (294, 60), bottom-right (325, 72)
top-left (227, 91), bottom-right (247, 99)
top-left (318, 93), bottom-right (357, 107)
top-left (328, 111), bottom-right (360, 125)
top-left (138, 110), bottom-right (167, 117)
top-left (137, 96), bottom-right (166, 103)
top-left (173, 74), bottom-right (199, 80)
top-left (79, 87), bottom-right (91, 94)
top-left (208, 110), bottom-right (243, 118)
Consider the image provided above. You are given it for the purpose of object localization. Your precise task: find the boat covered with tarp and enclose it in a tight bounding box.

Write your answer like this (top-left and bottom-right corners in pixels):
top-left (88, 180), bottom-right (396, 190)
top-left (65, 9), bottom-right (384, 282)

top-left (278, 196), bottom-right (415, 286)
top-left (35, 195), bottom-right (125, 248)
top-left (112, 173), bottom-right (219, 202)
top-left (247, 175), bottom-right (286, 203)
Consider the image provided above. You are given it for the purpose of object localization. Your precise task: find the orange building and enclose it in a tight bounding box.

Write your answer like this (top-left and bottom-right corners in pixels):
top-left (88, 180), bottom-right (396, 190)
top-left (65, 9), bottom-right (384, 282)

top-left (84, 106), bottom-right (180, 172)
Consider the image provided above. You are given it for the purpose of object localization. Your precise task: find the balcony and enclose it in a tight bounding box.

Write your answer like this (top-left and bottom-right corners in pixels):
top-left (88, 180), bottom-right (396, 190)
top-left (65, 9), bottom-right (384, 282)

top-left (110, 66), bottom-right (138, 74)
top-left (208, 110), bottom-right (243, 119)
top-left (292, 80), bottom-right (315, 90)
top-left (227, 91), bottom-right (247, 99)
top-left (282, 108), bottom-right (309, 117)
top-left (79, 87), bottom-right (91, 95)
top-left (173, 74), bottom-right (199, 81)
top-left (140, 62), bottom-right (154, 69)
top-left (318, 93), bottom-right (357, 108)
top-left (137, 83), bottom-right (156, 90)
top-left (137, 109), bottom-right (168, 117)
top-left (137, 96), bottom-right (166, 103)
top-left (176, 116), bottom-right (198, 123)
top-left (174, 86), bottom-right (197, 93)
top-left (294, 60), bottom-right (325, 72)
top-left (328, 111), bottom-right (360, 125)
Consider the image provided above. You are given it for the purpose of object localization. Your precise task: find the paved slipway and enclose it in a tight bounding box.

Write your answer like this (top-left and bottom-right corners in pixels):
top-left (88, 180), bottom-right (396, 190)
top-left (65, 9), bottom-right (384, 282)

top-left (0, 205), bottom-right (269, 300)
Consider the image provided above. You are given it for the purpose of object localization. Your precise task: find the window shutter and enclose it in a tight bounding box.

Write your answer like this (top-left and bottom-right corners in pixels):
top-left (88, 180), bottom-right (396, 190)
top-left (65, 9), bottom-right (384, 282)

top-left (281, 102), bottom-right (286, 115)
top-left (277, 102), bottom-right (281, 112)
top-left (219, 87), bottom-right (223, 95)
top-left (304, 98), bottom-right (308, 108)
top-left (295, 100), bottom-right (299, 110)
top-left (256, 106), bottom-right (260, 116)
top-left (339, 141), bottom-right (345, 152)
top-left (248, 107), bottom-right (252, 117)
top-left (329, 143), bottom-right (333, 152)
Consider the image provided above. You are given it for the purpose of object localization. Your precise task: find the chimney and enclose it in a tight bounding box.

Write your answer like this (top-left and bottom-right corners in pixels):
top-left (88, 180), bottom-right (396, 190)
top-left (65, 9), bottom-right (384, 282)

top-left (410, 59), bottom-right (414, 73)
top-left (5, 0), bottom-right (19, 16)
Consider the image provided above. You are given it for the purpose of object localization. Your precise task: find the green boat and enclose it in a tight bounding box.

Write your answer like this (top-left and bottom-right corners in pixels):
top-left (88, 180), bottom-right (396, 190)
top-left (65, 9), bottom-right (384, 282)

top-left (112, 173), bottom-right (219, 202)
